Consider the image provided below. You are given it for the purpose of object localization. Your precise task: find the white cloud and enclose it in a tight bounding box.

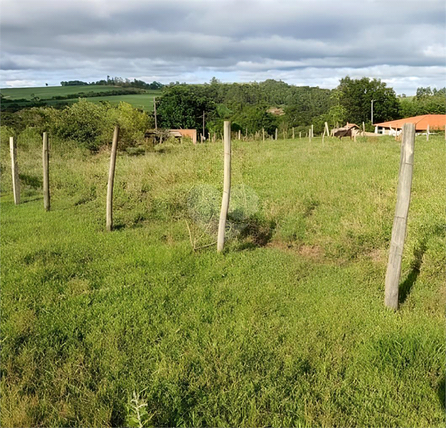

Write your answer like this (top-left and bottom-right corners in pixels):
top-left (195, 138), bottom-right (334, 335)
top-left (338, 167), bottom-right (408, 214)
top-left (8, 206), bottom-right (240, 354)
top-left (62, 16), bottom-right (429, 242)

top-left (4, 80), bottom-right (40, 88)
top-left (1, 0), bottom-right (445, 94)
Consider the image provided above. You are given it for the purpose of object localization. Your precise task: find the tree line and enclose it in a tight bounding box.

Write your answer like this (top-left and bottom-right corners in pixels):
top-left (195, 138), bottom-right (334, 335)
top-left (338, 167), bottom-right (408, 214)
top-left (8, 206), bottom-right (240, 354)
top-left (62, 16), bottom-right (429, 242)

top-left (155, 77), bottom-right (445, 135)
top-left (1, 77), bottom-right (444, 151)
top-left (60, 77), bottom-right (164, 90)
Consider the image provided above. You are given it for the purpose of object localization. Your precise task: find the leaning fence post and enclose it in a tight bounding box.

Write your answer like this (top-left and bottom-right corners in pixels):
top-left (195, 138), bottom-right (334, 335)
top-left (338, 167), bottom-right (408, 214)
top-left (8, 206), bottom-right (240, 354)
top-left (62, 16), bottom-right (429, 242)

top-left (217, 121), bottom-right (231, 252)
top-left (43, 132), bottom-right (50, 211)
top-left (384, 123), bottom-right (415, 310)
top-left (106, 126), bottom-right (119, 232)
top-left (9, 137), bottom-right (20, 205)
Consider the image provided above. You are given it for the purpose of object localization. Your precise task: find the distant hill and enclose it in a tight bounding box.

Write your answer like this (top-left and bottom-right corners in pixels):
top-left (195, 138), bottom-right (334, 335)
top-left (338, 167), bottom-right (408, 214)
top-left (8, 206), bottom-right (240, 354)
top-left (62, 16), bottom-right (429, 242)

top-left (0, 85), bottom-right (162, 112)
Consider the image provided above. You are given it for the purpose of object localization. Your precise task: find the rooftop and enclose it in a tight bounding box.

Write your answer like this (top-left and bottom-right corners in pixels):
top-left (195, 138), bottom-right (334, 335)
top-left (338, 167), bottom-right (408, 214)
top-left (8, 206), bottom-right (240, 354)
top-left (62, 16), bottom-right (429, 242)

top-left (374, 114), bottom-right (446, 131)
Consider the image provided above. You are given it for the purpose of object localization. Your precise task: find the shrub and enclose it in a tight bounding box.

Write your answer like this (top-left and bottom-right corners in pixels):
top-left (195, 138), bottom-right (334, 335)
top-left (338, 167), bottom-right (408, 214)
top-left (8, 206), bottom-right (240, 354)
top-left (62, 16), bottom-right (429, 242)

top-left (0, 125), bottom-right (15, 147)
top-left (111, 102), bottom-right (151, 149)
top-left (54, 99), bottom-right (113, 151)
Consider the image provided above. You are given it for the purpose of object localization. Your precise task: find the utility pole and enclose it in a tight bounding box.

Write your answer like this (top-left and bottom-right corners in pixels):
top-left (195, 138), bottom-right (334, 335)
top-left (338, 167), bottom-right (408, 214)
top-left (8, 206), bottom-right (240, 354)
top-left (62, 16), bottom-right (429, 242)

top-left (203, 111), bottom-right (205, 141)
top-left (154, 97), bottom-right (158, 130)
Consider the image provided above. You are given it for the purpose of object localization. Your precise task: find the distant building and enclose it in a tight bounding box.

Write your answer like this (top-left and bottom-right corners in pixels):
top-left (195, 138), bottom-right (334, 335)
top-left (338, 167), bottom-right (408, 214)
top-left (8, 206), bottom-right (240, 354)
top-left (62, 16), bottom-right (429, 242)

top-left (374, 114), bottom-right (446, 135)
top-left (267, 107), bottom-right (285, 116)
top-left (169, 129), bottom-right (197, 144)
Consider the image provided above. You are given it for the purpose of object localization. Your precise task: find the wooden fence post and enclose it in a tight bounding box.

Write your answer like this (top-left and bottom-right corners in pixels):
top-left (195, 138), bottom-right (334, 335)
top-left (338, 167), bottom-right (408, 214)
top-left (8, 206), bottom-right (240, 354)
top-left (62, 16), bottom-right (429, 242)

top-left (43, 132), bottom-right (50, 211)
top-left (9, 137), bottom-right (20, 205)
top-left (275, 128), bottom-right (278, 140)
top-left (292, 127), bottom-right (295, 139)
top-left (426, 125), bottom-right (429, 141)
top-left (217, 121), bottom-right (231, 253)
top-left (325, 122), bottom-right (329, 137)
top-left (262, 128), bottom-right (265, 142)
top-left (384, 123), bottom-right (415, 310)
top-left (106, 126), bottom-right (119, 232)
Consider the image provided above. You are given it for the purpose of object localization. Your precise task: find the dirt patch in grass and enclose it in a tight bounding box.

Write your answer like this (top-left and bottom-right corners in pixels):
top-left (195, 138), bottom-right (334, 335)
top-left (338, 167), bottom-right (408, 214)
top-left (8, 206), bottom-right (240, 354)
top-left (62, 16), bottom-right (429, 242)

top-left (267, 241), bottom-right (325, 261)
top-left (366, 248), bottom-right (386, 263)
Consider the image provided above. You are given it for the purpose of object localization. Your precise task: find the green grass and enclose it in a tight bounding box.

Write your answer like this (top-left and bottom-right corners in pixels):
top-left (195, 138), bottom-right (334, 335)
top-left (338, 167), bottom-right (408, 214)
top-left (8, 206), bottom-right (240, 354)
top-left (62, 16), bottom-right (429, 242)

top-left (1, 86), bottom-right (160, 111)
top-left (78, 93), bottom-right (158, 111)
top-left (1, 85), bottom-right (125, 99)
top-left (1, 135), bottom-right (444, 427)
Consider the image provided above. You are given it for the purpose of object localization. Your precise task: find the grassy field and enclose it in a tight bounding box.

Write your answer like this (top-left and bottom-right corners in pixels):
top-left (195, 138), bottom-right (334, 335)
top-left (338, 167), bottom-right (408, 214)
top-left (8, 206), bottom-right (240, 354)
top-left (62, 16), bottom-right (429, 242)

top-left (1, 134), bottom-right (444, 427)
top-left (0, 85), bottom-right (125, 99)
top-left (39, 93), bottom-right (157, 112)
top-left (0, 86), bottom-right (160, 111)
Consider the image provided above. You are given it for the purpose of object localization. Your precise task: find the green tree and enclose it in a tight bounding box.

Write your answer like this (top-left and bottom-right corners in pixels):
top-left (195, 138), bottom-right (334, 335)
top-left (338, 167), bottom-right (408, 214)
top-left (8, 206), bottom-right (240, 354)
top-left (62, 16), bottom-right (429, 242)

top-left (157, 85), bottom-right (215, 130)
top-left (326, 90), bottom-right (347, 126)
top-left (337, 76), bottom-right (400, 125)
top-left (400, 87), bottom-right (446, 117)
top-left (283, 87), bottom-right (333, 131)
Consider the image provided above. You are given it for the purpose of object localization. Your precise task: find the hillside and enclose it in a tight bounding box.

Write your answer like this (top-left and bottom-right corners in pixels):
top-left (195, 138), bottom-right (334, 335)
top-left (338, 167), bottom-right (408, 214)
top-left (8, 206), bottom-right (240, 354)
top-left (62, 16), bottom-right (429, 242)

top-left (0, 85), bottom-right (161, 111)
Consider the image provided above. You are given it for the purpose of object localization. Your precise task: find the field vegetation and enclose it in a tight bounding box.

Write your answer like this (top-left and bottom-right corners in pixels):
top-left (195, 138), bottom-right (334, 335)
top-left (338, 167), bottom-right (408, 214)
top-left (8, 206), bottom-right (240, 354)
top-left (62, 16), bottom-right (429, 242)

top-left (0, 85), bottom-right (161, 113)
top-left (2, 77), bottom-right (445, 139)
top-left (1, 131), bottom-right (444, 427)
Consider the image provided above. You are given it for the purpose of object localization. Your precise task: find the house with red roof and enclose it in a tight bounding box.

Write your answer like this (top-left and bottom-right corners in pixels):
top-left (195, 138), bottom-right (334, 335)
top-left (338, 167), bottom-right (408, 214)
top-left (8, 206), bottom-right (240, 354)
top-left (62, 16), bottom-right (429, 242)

top-left (374, 114), bottom-right (446, 135)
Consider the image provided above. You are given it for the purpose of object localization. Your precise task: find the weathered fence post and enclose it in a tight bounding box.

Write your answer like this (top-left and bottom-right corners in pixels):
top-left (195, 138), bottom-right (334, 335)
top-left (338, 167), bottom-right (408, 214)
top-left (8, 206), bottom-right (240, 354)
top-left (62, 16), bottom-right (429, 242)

top-left (299, 132), bottom-right (302, 139)
top-left (275, 128), bottom-right (278, 140)
top-left (384, 123), bottom-right (415, 310)
top-left (43, 132), bottom-right (50, 211)
top-left (309, 128), bottom-right (312, 142)
top-left (292, 127), bottom-right (295, 139)
top-left (106, 126), bottom-right (119, 232)
top-left (426, 124), bottom-right (429, 141)
top-left (325, 122), bottom-right (330, 137)
top-left (9, 137), bottom-right (20, 205)
top-left (262, 128), bottom-right (265, 142)
top-left (217, 121), bottom-right (231, 253)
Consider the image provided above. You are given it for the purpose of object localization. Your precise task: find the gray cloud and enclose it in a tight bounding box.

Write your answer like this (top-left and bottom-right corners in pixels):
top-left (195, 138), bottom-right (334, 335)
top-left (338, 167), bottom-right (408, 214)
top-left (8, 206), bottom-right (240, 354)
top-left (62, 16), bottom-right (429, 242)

top-left (1, 0), bottom-right (445, 93)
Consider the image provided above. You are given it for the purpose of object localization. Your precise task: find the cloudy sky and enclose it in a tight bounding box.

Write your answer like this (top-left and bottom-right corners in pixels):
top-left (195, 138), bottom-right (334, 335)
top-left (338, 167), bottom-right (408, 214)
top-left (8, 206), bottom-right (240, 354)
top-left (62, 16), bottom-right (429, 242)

top-left (1, 0), bottom-right (445, 94)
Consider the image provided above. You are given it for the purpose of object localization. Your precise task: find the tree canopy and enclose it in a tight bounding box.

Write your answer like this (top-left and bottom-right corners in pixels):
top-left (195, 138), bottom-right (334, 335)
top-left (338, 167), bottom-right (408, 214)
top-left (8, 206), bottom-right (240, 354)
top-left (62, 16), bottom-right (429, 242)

top-left (336, 77), bottom-right (400, 125)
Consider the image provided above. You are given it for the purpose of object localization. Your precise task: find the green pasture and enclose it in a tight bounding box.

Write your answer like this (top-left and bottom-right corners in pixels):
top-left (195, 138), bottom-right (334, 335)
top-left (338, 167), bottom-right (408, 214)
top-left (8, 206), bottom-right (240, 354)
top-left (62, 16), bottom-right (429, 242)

top-left (1, 86), bottom-right (160, 111)
top-left (1, 85), bottom-right (123, 100)
top-left (82, 93), bottom-right (158, 111)
top-left (1, 134), bottom-right (444, 427)
top-left (34, 94), bottom-right (156, 111)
